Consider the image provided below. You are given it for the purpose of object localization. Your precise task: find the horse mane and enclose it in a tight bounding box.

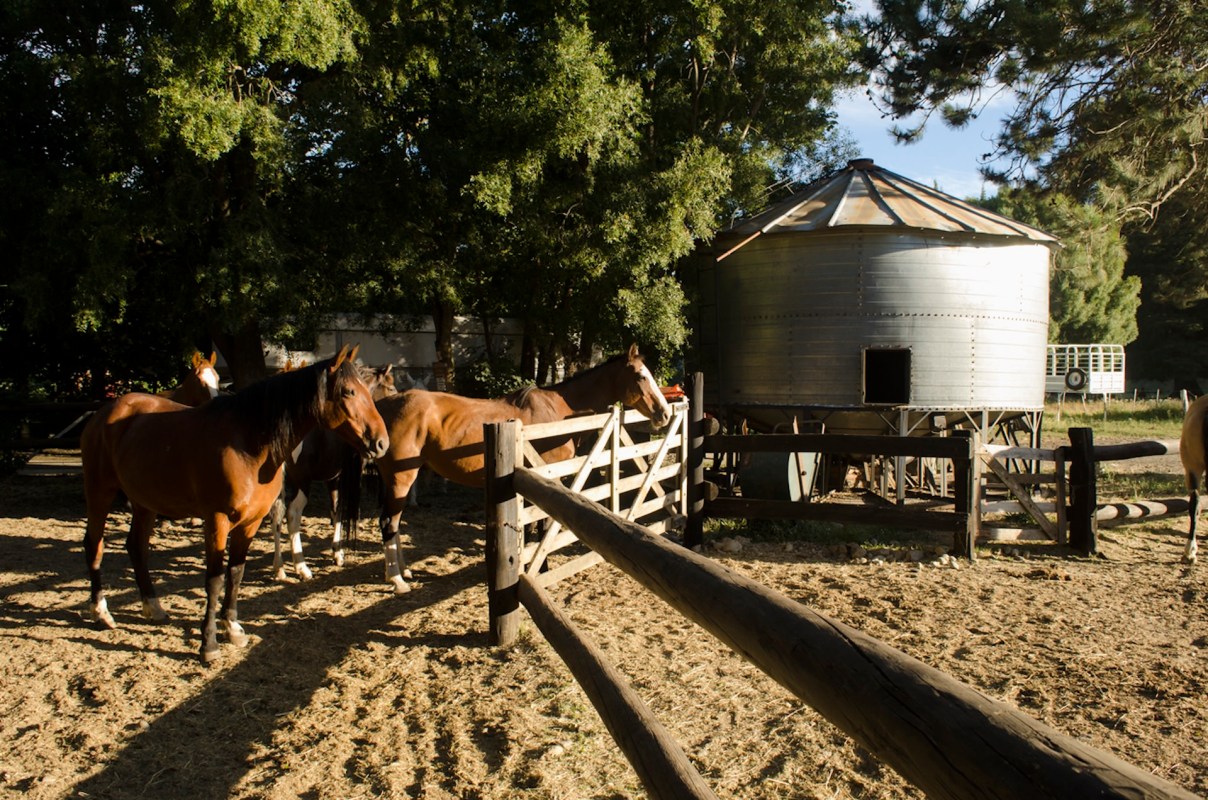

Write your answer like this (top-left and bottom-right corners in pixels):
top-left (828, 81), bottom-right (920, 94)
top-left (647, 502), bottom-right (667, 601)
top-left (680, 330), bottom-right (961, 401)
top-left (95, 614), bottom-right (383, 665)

top-left (550, 351), bottom-right (634, 387)
top-left (505, 384), bottom-right (540, 406)
top-left (203, 357), bottom-right (351, 462)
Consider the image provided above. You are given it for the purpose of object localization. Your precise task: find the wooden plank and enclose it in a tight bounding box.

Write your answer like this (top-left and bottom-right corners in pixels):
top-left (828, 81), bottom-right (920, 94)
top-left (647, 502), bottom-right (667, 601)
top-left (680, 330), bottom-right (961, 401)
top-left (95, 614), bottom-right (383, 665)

top-left (979, 527), bottom-right (1054, 542)
top-left (983, 457), bottom-right (1058, 541)
top-left (686, 373), bottom-right (706, 549)
top-left (705, 432), bottom-right (969, 459)
top-left (706, 496), bottom-right (967, 533)
top-left (982, 444), bottom-right (1058, 462)
top-left (532, 552), bottom-right (606, 589)
top-left (517, 575), bottom-right (720, 800)
top-left (514, 467), bottom-right (1198, 800)
top-left (1092, 440), bottom-right (1180, 461)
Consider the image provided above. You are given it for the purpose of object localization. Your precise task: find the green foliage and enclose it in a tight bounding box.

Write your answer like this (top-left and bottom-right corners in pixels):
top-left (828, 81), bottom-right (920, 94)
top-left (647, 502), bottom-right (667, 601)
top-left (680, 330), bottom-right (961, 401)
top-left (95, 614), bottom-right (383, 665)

top-left (863, 0), bottom-right (1208, 216)
top-left (455, 357), bottom-right (531, 399)
top-left (1, 0), bottom-right (865, 395)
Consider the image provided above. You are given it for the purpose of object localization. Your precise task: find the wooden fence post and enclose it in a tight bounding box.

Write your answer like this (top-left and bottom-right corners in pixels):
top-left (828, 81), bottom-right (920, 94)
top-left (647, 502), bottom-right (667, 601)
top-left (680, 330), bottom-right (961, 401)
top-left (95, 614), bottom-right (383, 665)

top-left (485, 420), bottom-right (521, 645)
top-left (685, 372), bottom-right (705, 549)
top-left (951, 430), bottom-right (979, 558)
top-left (1068, 427), bottom-right (1098, 556)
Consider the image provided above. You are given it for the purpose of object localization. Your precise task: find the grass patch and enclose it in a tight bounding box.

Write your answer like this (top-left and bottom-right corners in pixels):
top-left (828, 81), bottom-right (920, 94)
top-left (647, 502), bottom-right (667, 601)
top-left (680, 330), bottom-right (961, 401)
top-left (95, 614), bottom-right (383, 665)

top-left (1043, 398), bottom-right (1185, 444)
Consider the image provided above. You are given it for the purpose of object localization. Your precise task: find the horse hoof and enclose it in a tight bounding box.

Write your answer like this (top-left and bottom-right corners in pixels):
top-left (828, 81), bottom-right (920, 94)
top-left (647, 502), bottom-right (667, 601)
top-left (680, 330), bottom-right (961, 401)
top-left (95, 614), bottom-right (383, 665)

top-left (333, 552), bottom-right (345, 567)
top-left (91, 599), bottom-right (118, 630)
top-left (391, 577), bottom-right (411, 595)
top-left (273, 568), bottom-right (287, 582)
top-left (141, 598), bottom-right (168, 622)
top-left (223, 620), bottom-right (250, 648)
top-left (297, 564), bottom-right (314, 581)
top-left (202, 647), bottom-right (221, 665)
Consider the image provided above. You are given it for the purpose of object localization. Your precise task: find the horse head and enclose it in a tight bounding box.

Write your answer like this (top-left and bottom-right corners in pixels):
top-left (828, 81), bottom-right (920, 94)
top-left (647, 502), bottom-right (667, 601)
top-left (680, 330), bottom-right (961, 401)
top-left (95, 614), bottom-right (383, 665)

top-left (323, 344), bottom-right (389, 459)
top-left (618, 343), bottom-right (673, 429)
top-left (192, 351), bottom-right (221, 400)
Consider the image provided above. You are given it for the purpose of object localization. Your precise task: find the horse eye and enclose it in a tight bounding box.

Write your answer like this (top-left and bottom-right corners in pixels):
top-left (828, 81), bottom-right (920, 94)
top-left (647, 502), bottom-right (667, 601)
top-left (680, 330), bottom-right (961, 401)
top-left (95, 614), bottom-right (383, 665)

top-left (341, 387), bottom-right (356, 399)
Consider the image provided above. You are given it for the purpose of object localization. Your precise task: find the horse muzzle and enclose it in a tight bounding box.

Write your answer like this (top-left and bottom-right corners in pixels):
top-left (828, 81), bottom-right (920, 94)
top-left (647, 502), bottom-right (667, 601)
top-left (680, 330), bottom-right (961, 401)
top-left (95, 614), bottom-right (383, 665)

top-left (363, 434), bottom-right (389, 459)
top-left (649, 407), bottom-right (673, 430)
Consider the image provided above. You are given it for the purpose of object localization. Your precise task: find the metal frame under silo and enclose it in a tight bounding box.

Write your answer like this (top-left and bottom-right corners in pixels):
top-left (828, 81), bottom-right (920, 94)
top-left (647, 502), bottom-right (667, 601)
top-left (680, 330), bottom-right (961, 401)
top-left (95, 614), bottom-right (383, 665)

top-left (705, 399), bottom-right (1043, 504)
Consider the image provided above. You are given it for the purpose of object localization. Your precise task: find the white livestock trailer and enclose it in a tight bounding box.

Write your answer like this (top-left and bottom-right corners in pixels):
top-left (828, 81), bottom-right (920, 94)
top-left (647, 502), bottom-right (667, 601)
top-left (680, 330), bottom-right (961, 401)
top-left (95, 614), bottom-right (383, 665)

top-left (1045, 344), bottom-right (1125, 395)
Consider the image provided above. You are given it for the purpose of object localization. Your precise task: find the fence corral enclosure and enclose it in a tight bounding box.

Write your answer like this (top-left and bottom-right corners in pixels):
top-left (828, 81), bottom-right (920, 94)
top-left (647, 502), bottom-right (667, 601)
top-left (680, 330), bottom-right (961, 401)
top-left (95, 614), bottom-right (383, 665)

top-left (484, 405), bottom-right (1199, 799)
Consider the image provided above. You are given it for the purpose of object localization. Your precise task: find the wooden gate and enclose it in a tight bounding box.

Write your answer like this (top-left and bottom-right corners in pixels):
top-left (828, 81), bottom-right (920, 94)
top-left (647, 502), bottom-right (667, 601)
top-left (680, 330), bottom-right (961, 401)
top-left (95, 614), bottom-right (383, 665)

top-left (511, 400), bottom-right (690, 589)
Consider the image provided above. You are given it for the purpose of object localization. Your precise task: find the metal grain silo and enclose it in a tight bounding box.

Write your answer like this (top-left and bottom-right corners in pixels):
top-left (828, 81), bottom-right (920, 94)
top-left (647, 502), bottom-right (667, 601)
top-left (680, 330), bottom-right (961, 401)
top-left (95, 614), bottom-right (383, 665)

top-left (691, 158), bottom-right (1058, 446)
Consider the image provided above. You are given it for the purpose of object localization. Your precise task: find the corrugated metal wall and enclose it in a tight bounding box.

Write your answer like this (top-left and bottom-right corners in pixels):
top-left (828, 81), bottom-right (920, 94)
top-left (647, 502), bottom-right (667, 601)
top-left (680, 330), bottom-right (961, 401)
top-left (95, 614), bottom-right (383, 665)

top-left (697, 230), bottom-right (1049, 412)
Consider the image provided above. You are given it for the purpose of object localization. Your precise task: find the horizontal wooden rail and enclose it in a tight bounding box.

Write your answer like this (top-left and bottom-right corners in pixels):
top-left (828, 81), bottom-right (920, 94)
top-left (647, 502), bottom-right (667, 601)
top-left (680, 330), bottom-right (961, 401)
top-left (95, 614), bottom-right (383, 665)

top-left (513, 465), bottom-right (1197, 800)
top-left (705, 432), bottom-right (970, 459)
top-left (517, 574), bottom-right (720, 800)
top-left (706, 496), bottom-right (967, 532)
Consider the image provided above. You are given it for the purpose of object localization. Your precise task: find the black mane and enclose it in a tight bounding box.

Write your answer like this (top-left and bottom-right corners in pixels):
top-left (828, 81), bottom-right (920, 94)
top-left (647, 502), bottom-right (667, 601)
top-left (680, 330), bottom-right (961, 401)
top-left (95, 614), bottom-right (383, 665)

top-left (203, 357), bottom-right (354, 462)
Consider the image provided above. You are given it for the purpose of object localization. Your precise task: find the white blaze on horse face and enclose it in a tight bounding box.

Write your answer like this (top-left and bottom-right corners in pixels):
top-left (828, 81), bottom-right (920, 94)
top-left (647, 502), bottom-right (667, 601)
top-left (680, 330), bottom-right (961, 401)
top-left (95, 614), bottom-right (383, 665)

top-left (638, 362), bottom-right (673, 427)
top-left (200, 366), bottom-right (220, 398)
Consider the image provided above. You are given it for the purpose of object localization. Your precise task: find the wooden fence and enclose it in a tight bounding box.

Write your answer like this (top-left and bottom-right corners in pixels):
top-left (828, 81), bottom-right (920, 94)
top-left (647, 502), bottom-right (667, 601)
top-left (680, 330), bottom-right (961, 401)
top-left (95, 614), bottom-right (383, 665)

top-left (982, 427), bottom-right (1184, 555)
top-left (484, 418), bottom-right (1198, 800)
top-left (681, 375), bottom-right (982, 557)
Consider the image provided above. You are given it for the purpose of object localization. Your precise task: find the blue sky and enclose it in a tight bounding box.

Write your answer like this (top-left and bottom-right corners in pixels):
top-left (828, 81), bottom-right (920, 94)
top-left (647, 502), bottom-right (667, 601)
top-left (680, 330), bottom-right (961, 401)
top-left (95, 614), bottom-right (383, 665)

top-left (832, 87), bottom-right (1008, 200)
top-left (834, 0), bottom-right (1012, 200)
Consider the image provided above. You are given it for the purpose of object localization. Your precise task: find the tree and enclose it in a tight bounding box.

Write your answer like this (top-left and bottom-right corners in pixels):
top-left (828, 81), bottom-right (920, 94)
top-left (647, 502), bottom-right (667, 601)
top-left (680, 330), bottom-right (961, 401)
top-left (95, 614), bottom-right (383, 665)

top-left (347, 0), bottom-right (864, 381)
top-left (1, 1), bottom-right (369, 390)
top-left (2, 0), bottom-right (864, 397)
top-left (863, 0), bottom-right (1207, 217)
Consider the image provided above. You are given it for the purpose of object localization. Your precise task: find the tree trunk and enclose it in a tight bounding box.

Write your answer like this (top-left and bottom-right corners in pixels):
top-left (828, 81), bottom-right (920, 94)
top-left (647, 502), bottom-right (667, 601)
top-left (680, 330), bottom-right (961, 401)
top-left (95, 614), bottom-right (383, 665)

top-left (210, 318), bottom-right (267, 390)
top-left (431, 298), bottom-right (456, 390)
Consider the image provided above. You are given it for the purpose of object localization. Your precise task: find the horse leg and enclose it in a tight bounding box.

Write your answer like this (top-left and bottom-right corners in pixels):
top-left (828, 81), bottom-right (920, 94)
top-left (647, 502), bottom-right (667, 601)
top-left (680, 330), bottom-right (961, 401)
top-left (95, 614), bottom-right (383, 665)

top-left (200, 517), bottom-right (231, 664)
top-left (1185, 475), bottom-right (1200, 564)
top-left (269, 491), bottom-right (287, 580)
top-left (125, 505), bottom-right (167, 621)
top-left (83, 494), bottom-right (117, 629)
top-left (220, 523), bottom-right (257, 651)
top-left (285, 488), bottom-right (313, 580)
top-left (380, 467), bottom-right (419, 595)
top-left (326, 479), bottom-right (344, 567)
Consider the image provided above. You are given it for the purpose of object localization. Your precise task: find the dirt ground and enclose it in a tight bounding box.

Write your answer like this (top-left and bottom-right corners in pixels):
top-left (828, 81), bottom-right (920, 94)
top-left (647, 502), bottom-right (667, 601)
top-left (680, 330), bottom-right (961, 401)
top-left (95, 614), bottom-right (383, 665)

top-left (1, 449), bottom-right (1205, 800)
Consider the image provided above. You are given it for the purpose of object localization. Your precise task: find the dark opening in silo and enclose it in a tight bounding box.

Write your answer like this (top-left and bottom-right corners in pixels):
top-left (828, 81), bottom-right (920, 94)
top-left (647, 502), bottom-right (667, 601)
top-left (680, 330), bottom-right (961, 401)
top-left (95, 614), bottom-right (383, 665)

top-left (864, 347), bottom-right (911, 405)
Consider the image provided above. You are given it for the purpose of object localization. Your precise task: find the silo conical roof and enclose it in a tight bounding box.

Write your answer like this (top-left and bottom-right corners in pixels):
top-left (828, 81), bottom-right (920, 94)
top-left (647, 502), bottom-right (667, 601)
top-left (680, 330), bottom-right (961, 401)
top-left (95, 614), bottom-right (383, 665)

top-left (721, 158), bottom-right (1058, 245)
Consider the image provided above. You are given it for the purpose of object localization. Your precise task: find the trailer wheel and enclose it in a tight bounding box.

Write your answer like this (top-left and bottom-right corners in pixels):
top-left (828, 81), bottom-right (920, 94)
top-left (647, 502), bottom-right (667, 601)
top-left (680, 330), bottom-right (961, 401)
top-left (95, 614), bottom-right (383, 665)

top-left (1064, 367), bottom-right (1088, 392)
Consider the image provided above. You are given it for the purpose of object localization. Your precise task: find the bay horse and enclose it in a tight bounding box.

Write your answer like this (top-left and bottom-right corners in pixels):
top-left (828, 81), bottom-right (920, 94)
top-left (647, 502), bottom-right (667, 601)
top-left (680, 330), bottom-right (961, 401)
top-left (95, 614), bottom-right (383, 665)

top-left (369, 344), bottom-right (673, 594)
top-left (161, 351), bottom-right (221, 407)
top-left (269, 364), bottom-right (400, 580)
top-left (80, 344), bottom-right (389, 663)
top-left (1180, 394), bottom-right (1207, 563)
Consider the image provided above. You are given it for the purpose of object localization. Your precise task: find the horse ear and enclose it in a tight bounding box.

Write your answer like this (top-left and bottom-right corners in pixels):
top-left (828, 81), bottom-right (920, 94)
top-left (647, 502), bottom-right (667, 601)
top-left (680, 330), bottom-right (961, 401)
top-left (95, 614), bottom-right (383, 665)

top-left (207, 351), bottom-right (217, 367)
top-left (628, 343), bottom-right (640, 360)
top-left (191, 351), bottom-right (202, 368)
top-left (384, 364), bottom-right (392, 375)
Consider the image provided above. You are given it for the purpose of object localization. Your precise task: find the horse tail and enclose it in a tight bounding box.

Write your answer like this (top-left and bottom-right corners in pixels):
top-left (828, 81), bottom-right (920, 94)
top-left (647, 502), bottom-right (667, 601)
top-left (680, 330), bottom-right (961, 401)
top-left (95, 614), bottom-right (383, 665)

top-left (338, 446), bottom-right (366, 546)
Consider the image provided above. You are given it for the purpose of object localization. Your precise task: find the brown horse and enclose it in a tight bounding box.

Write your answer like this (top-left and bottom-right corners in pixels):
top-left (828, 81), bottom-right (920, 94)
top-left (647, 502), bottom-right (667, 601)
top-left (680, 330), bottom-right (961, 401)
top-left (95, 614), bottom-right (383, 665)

top-left (1181, 394), bottom-right (1208, 563)
top-left (370, 344), bottom-right (672, 594)
top-left (161, 351), bottom-right (221, 407)
top-left (81, 344), bottom-right (389, 663)
top-left (269, 363), bottom-right (400, 580)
